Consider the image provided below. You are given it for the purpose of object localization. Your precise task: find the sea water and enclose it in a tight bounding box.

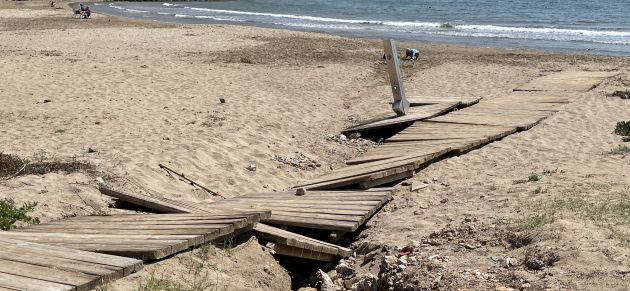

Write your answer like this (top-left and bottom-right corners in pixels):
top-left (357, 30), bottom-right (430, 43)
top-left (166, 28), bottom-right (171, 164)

top-left (94, 0), bottom-right (630, 56)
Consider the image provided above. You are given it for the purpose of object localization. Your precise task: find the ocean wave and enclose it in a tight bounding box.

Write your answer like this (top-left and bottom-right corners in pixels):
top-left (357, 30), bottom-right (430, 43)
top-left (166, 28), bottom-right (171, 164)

top-left (194, 15), bottom-right (245, 22)
top-left (188, 7), bottom-right (389, 25)
top-left (162, 3), bottom-right (178, 7)
top-left (125, 9), bottom-right (149, 13)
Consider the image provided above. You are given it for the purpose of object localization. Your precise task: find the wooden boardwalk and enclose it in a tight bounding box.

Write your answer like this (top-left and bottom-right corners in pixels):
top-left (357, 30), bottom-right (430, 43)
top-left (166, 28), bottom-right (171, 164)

top-left (0, 235), bottom-right (142, 291)
top-left (209, 190), bottom-right (392, 233)
top-left (6, 212), bottom-right (268, 260)
top-left (298, 71), bottom-right (617, 189)
top-left (514, 71), bottom-right (618, 92)
top-left (99, 188), bottom-right (357, 261)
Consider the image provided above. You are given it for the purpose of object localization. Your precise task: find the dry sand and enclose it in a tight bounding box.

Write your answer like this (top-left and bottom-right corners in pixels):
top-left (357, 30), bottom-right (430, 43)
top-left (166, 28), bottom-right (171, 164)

top-left (0, 1), bottom-right (629, 290)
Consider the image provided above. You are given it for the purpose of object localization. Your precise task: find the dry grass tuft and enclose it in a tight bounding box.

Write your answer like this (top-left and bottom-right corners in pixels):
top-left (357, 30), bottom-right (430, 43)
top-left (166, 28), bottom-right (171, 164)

top-left (0, 152), bottom-right (94, 179)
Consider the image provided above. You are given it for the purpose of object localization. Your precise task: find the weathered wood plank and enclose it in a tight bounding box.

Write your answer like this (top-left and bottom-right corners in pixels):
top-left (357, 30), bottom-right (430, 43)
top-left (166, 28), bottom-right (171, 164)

top-left (342, 102), bottom-right (459, 134)
top-left (514, 71), bottom-right (619, 92)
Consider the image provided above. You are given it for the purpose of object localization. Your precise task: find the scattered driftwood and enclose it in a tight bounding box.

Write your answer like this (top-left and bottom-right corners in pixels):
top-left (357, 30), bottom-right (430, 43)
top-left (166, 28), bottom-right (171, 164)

top-left (158, 163), bottom-right (225, 198)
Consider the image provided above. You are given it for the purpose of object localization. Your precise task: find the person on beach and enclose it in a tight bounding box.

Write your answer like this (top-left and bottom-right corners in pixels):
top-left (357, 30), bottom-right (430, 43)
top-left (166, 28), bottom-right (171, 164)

top-left (84, 6), bottom-right (91, 18)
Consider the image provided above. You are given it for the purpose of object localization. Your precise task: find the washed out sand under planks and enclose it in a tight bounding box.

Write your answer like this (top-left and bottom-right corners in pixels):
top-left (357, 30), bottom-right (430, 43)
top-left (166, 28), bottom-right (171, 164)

top-left (99, 188), bottom-right (356, 261)
top-left (299, 71), bottom-right (617, 190)
top-left (6, 212), bottom-right (268, 260)
top-left (0, 235), bottom-right (142, 291)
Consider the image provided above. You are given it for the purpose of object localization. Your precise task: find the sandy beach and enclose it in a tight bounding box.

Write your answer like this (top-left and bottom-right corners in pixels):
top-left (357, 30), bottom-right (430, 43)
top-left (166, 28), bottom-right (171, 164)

top-left (1, 1), bottom-right (629, 290)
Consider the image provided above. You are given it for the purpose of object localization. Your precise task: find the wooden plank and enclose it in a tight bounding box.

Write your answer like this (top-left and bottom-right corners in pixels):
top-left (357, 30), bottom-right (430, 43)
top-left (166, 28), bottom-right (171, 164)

top-left (0, 272), bottom-right (74, 291)
top-left (99, 188), bottom-right (190, 213)
top-left (34, 243), bottom-right (179, 260)
top-left (514, 71), bottom-right (619, 92)
top-left (297, 148), bottom-right (449, 188)
top-left (0, 236), bottom-right (142, 275)
top-left (359, 169), bottom-right (414, 189)
top-left (342, 102), bottom-right (458, 133)
top-left (0, 259), bottom-right (98, 291)
top-left (0, 246), bottom-right (123, 280)
top-left (0, 232), bottom-right (204, 248)
top-left (405, 96), bottom-right (481, 106)
top-left (264, 215), bottom-right (357, 232)
top-left (268, 243), bottom-right (337, 262)
top-left (204, 204), bottom-right (372, 215)
top-left (0, 236), bottom-right (143, 290)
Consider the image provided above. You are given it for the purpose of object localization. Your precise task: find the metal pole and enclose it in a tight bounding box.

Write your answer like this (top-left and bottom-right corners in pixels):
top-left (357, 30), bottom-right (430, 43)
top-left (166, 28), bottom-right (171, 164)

top-left (383, 39), bottom-right (409, 116)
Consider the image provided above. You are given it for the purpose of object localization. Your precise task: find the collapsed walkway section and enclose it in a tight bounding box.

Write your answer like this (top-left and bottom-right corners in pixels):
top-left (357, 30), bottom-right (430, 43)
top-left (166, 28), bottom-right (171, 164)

top-left (99, 188), bottom-right (373, 261)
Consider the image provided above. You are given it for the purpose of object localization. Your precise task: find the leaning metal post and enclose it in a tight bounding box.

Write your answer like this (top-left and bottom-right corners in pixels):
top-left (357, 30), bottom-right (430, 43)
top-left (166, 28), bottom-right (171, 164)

top-left (383, 39), bottom-right (410, 116)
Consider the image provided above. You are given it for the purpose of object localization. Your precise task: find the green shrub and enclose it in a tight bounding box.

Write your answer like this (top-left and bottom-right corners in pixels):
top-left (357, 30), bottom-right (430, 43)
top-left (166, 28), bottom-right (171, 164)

top-left (0, 198), bottom-right (40, 230)
top-left (614, 121), bottom-right (630, 136)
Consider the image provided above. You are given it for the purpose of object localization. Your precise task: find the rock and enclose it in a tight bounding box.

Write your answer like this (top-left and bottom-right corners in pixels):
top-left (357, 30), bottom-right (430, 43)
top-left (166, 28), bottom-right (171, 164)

top-left (339, 134), bottom-right (348, 141)
top-left (87, 147), bottom-right (97, 153)
top-left (413, 210), bottom-right (423, 215)
top-left (401, 181), bottom-right (411, 186)
top-left (521, 283), bottom-right (531, 289)
top-left (398, 264), bottom-right (407, 270)
top-left (464, 243), bottom-right (476, 250)
top-left (219, 97), bottom-right (226, 103)
top-left (351, 273), bottom-right (377, 291)
top-left (382, 255), bottom-right (397, 267)
top-left (411, 181), bottom-right (429, 191)
top-left (316, 269), bottom-right (336, 291)
top-left (440, 198), bottom-right (449, 204)
top-left (397, 256), bottom-right (408, 265)
top-left (42, 99), bottom-right (52, 103)
top-left (336, 262), bottom-right (351, 275)
top-left (408, 256), bottom-right (417, 263)
top-left (295, 187), bottom-right (306, 196)
top-left (246, 164), bottom-right (257, 171)
top-left (401, 244), bottom-right (414, 253)
top-left (349, 132), bottom-right (361, 139)
top-left (95, 177), bottom-right (105, 184)
top-left (327, 269), bottom-right (338, 280)
top-left (432, 176), bottom-right (438, 182)
top-left (343, 279), bottom-right (354, 289)
top-left (502, 257), bottom-right (516, 268)
top-left (441, 181), bottom-right (449, 187)
top-left (622, 136), bottom-right (630, 142)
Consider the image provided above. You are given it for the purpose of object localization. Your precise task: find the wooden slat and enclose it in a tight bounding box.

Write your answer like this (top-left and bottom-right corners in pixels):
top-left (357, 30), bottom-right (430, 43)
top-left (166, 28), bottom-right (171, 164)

top-left (0, 272), bottom-right (74, 291)
top-left (405, 96), bottom-right (482, 106)
top-left (342, 102), bottom-right (459, 134)
top-left (0, 259), bottom-right (98, 291)
top-left (0, 236), bottom-right (143, 291)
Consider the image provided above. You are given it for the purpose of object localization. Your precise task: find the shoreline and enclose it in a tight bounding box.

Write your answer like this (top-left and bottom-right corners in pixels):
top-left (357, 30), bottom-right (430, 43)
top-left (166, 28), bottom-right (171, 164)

top-left (92, 1), bottom-right (630, 57)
